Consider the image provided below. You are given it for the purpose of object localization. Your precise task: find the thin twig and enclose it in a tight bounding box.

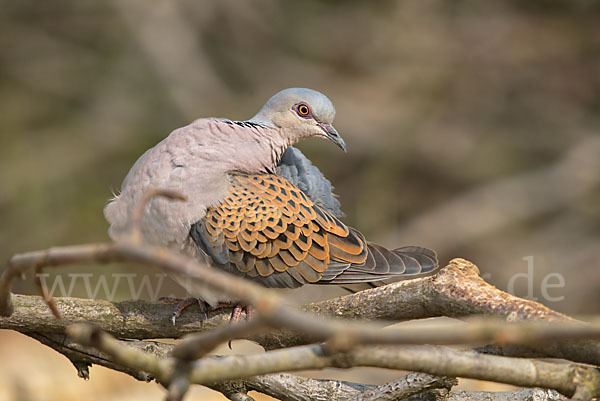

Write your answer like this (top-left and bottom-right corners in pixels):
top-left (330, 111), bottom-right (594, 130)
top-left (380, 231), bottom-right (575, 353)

top-left (33, 265), bottom-right (62, 319)
top-left (171, 317), bottom-right (267, 360)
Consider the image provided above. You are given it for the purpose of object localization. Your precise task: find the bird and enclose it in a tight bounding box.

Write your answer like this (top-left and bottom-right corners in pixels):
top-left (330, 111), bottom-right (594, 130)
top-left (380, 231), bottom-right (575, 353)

top-left (104, 88), bottom-right (439, 321)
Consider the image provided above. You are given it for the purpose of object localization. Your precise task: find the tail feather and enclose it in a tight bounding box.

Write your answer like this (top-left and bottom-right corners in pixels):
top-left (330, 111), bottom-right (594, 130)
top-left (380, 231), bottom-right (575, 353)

top-left (318, 243), bottom-right (439, 284)
top-left (394, 246), bottom-right (438, 274)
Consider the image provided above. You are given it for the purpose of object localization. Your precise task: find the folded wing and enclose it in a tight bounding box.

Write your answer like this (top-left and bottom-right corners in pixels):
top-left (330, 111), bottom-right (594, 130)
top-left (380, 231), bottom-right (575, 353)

top-left (190, 173), bottom-right (438, 288)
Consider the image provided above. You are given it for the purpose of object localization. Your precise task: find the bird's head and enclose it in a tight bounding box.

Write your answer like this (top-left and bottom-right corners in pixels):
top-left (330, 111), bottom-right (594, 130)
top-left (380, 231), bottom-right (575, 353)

top-left (250, 88), bottom-right (347, 152)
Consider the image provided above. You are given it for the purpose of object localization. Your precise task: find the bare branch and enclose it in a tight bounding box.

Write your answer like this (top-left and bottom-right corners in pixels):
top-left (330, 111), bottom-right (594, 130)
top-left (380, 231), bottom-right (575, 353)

top-left (23, 330), bottom-right (571, 401)
top-left (227, 372), bottom-right (455, 401)
top-left (171, 318), bottom-right (267, 360)
top-left (34, 264), bottom-right (62, 319)
top-left (25, 331), bottom-right (159, 381)
top-left (64, 323), bottom-right (600, 399)
top-left (226, 373), bottom-right (372, 401)
top-left (0, 240), bottom-right (570, 330)
top-left (5, 293), bottom-right (600, 364)
top-left (0, 243), bottom-right (116, 317)
top-left (352, 373), bottom-right (456, 401)
top-left (0, 240), bottom-right (275, 318)
top-left (4, 258), bottom-right (600, 366)
top-left (27, 331), bottom-right (446, 401)
top-left (65, 323), bottom-right (173, 384)
top-left (4, 239), bottom-right (600, 399)
top-left (444, 389), bottom-right (568, 401)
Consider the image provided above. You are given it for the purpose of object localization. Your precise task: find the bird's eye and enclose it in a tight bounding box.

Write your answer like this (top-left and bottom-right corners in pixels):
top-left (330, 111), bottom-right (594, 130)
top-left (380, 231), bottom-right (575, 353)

top-left (298, 105), bottom-right (309, 115)
top-left (294, 103), bottom-right (311, 118)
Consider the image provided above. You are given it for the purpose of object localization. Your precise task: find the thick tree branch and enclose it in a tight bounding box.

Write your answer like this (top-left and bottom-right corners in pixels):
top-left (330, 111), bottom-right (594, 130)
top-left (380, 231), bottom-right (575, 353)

top-left (25, 331), bottom-right (160, 381)
top-left (1, 251), bottom-right (569, 325)
top-left (22, 331), bottom-right (570, 401)
top-left (3, 238), bottom-right (600, 400)
top-left (5, 292), bottom-right (600, 366)
top-left (24, 330), bottom-right (453, 401)
top-left (3, 259), bottom-right (600, 366)
top-left (351, 373), bottom-right (457, 401)
top-left (445, 389), bottom-right (568, 401)
top-left (65, 323), bottom-right (600, 399)
top-left (400, 388), bottom-right (568, 401)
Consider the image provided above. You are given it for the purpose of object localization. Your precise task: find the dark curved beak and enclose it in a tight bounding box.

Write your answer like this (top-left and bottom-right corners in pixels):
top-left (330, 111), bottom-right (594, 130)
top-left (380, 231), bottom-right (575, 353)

top-left (317, 123), bottom-right (347, 152)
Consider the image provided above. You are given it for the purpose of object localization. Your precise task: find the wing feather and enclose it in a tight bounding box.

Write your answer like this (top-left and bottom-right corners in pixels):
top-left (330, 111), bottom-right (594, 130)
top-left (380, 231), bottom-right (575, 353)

top-left (193, 173), bottom-right (366, 287)
top-left (190, 173), bottom-right (439, 288)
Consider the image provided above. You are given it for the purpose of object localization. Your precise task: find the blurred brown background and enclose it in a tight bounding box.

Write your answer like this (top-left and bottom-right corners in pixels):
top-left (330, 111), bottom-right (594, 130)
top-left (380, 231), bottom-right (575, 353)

top-left (1, 1), bottom-right (599, 400)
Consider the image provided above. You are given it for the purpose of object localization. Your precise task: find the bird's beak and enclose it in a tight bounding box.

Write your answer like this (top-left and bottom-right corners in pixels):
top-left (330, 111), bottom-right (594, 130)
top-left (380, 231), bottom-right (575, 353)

top-left (317, 123), bottom-right (347, 152)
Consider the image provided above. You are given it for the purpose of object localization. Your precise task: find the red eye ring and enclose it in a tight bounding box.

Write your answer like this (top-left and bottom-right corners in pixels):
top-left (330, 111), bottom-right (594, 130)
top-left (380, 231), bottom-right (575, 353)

top-left (294, 103), bottom-right (311, 118)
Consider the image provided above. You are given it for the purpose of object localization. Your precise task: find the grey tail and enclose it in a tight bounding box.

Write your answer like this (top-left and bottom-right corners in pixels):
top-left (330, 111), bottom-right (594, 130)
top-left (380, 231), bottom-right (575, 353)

top-left (318, 244), bottom-right (439, 285)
